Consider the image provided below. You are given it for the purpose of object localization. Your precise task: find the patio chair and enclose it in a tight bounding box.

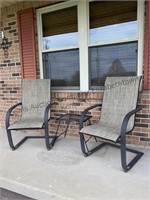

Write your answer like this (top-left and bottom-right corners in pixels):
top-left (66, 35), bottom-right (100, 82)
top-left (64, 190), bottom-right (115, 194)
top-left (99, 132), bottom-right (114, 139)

top-left (79, 76), bottom-right (144, 172)
top-left (6, 79), bottom-right (57, 150)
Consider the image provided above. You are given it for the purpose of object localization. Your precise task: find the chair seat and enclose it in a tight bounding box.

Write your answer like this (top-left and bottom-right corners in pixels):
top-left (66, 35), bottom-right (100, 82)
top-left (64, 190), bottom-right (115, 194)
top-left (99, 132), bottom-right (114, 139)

top-left (8, 118), bottom-right (45, 130)
top-left (80, 123), bottom-right (131, 142)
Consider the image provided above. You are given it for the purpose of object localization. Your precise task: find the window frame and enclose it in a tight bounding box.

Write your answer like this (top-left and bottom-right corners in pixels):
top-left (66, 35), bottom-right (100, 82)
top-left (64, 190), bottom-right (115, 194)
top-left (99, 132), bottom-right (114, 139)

top-left (37, 0), bottom-right (145, 92)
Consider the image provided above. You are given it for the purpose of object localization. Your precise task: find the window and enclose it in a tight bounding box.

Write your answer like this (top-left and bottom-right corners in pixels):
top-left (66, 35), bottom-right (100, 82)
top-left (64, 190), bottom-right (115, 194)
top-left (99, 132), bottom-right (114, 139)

top-left (37, 0), bottom-right (144, 91)
top-left (42, 50), bottom-right (79, 88)
top-left (89, 1), bottom-right (138, 89)
top-left (41, 5), bottom-right (79, 89)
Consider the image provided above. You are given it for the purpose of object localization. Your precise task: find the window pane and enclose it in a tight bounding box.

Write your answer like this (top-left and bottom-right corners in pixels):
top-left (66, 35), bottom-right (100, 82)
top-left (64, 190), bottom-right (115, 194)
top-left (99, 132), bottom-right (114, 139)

top-left (42, 6), bottom-right (78, 50)
top-left (89, 1), bottom-right (137, 45)
top-left (43, 49), bottom-right (80, 89)
top-left (43, 32), bottom-right (78, 50)
top-left (89, 42), bottom-right (138, 89)
top-left (90, 21), bottom-right (137, 45)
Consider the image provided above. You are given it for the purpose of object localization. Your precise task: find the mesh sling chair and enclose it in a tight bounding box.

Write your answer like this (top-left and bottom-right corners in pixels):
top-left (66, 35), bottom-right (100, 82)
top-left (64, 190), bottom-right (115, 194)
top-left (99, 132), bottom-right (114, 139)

top-left (6, 79), bottom-right (57, 150)
top-left (79, 76), bottom-right (144, 172)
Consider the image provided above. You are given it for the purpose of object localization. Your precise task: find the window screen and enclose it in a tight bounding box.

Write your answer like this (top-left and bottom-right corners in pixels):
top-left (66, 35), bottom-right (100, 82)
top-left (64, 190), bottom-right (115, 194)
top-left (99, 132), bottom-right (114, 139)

top-left (89, 42), bottom-right (138, 89)
top-left (43, 49), bottom-right (80, 89)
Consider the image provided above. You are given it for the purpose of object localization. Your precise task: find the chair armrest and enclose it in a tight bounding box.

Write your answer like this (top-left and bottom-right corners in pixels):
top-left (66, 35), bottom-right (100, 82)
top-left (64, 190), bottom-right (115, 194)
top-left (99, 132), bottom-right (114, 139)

top-left (5, 102), bottom-right (22, 129)
top-left (79, 104), bottom-right (102, 130)
top-left (121, 106), bottom-right (142, 139)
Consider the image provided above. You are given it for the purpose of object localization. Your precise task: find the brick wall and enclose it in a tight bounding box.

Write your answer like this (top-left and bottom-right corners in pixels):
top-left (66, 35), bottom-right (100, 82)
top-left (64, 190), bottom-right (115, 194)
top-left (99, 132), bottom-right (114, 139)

top-left (127, 91), bottom-right (150, 147)
top-left (0, 1), bottom-right (57, 127)
top-left (0, 11), bottom-right (22, 127)
top-left (0, 1), bottom-right (150, 147)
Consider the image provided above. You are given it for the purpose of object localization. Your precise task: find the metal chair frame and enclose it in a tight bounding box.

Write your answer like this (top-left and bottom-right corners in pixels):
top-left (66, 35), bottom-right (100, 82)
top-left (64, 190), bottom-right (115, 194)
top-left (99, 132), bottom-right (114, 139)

top-left (6, 102), bottom-right (57, 150)
top-left (79, 102), bottom-right (144, 172)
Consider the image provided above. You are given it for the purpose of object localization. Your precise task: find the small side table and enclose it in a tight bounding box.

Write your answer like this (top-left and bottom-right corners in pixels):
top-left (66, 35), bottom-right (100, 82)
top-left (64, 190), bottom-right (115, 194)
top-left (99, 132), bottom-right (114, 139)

top-left (55, 113), bottom-right (92, 137)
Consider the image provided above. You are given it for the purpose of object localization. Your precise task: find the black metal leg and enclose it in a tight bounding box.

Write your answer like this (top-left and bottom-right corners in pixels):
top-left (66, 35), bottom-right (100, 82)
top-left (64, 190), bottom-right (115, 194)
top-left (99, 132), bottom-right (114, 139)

top-left (6, 129), bottom-right (28, 150)
top-left (6, 129), bottom-right (15, 150)
top-left (121, 136), bottom-right (144, 172)
top-left (44, 121), bottom-right (57, 150)
top-left (121, 135), bottom-right (127, 172)
top-left (87, 119), bottom-right (91, 125)
top-left (55, 120), bottom-right (61, 136)
top-left (64, 121), bottom-right (69, 137)
top-left (80, 132), bottom-right (88, 156)
top-left (121, 120), bottom-right (144, 172)
top-left (6, 126), bottom-right (57, 151)
top-left (44, 121), bottom-right (51, 150)
top-left (56, 120), bottom-right (70, 138)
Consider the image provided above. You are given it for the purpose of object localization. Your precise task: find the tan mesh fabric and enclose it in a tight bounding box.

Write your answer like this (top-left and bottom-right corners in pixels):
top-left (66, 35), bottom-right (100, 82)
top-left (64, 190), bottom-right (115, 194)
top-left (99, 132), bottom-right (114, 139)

top-left (81, 76), bottom-right (141, 142)
top-left (8, 79), bottom-right (51, 129)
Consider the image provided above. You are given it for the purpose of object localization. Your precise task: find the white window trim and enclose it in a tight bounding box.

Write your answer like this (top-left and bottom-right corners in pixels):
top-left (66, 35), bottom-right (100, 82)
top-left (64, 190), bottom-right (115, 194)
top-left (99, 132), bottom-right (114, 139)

top-left (137, 0), bottom-right (145, 76)
top-left (37, 0), bottom-right (145, 92)
top-left (78, 0), bottom-right (89, 91)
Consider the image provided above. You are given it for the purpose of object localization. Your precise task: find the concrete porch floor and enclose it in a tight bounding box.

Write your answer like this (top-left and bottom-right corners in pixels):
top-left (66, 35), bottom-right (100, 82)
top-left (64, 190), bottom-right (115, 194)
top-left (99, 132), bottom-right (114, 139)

top-left (0, 128), bottom-right (149, 200)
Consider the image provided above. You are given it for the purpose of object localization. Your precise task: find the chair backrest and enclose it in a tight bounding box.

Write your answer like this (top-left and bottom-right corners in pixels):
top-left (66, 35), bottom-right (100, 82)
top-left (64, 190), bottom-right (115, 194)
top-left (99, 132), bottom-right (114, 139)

top-left (100, 76), bottom-right (141, 132)
top-left (21, 79), bottom-right (51, 120)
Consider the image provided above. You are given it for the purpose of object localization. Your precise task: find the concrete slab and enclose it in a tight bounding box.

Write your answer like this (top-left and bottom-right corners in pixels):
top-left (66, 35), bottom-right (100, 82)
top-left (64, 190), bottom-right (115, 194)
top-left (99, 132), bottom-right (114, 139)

top-left (0, 128), bottom-right (149, 200)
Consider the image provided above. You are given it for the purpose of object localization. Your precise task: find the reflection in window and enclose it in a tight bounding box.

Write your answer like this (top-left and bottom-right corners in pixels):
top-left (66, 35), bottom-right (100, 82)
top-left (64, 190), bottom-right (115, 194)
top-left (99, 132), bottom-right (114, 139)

top-left (43, 49), bottom-right (80, 89)
top-left (43, 32), bottom-right (78, 50)
top-left (90, 21), bottom-right (137, 45)
top-left (89, 42), bottom-right (138, 89)
top-left (89, 1), bottom-right (137, 40)
top-left (42, 6), bottom-right (78, 50)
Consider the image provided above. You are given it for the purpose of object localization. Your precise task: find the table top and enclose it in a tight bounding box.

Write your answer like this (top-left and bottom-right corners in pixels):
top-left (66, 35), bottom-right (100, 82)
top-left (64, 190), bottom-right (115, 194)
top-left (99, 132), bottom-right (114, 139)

top-left (56, 113), bottom-right (92, 123)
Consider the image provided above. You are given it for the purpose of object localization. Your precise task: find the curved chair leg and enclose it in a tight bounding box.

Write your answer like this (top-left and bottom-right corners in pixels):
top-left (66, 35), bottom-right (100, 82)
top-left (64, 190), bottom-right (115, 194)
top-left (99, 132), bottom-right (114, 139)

top-left (80, 132), bottom-right (88, 156)
top-left (6, 129), bottom-right (28, 151)
top-left (121, 135), bottom-right (144, 172)
top-left (6, 126), bottom-right (56, 151)
top-left (6, 129), bottom-right (16, 150)
top-left (44, 122), bottom-right (57, 150)
top-left (44, 121), bottom-right (51, 150)
top-left (121, 135), bottom-right (128, 172)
